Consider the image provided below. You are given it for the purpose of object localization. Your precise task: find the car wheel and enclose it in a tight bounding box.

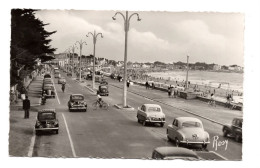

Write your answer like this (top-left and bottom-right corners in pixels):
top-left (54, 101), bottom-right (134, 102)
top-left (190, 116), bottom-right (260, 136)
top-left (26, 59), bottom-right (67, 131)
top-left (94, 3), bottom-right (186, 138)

top-left (202, 144), bottom-right (207, 149)
top-left (167, 134), bottom-right (171, 142)
top-left (175, 138), bottom-right (180, 147)
top-left (35, 130), bottom-right (40, 135)
top-left (235, 134), bottom-right (240, 142)
top-left (160, 123), bottom-right (164, 127)
top-left (56, 130), bottom-right (59, 134)
top-left (223, 129), bottom-right (228, 137)
top-left (142, 121), bottom-right (146, 126)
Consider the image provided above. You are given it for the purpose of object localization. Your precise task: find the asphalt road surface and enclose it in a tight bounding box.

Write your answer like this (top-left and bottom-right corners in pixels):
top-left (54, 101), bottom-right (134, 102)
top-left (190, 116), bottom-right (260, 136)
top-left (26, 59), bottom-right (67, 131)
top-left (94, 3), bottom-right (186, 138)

top-left (32, 72), bottom-right (242, 160)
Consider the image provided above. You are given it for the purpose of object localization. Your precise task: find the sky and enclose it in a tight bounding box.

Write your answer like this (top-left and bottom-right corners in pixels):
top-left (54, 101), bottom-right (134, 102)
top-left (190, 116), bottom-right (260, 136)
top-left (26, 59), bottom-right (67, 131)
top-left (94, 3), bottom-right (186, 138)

top-left (35, 10), bottom-right (244, 67)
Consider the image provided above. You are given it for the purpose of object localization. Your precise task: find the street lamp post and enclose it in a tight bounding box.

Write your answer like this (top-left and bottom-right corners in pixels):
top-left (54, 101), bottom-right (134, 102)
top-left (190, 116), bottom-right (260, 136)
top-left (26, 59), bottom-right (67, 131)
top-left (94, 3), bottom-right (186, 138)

top-left (185, 55), bottom-right (189, 90)
top-left (71, 44), bottom-right (77, 78)
top-left (112, 11), bottom-right (141, 107)
top-left (76, 40), bottom-right (87, 82)
top-left (86, 30), bottom-right (103, 90)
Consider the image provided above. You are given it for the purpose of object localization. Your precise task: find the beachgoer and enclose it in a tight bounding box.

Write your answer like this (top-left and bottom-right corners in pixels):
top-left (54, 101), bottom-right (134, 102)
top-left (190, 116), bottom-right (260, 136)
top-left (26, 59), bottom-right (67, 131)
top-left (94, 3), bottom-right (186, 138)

top-left (145, 81), bottom-right (149, 89)
top-left (209, 93), bottom-right (216, 107)
top-left (168, 86), bottom-right (171, 97)
top-left (174, 86), bottom-right (178, 98)
top-left (170, 85), bottom-right (174, 98)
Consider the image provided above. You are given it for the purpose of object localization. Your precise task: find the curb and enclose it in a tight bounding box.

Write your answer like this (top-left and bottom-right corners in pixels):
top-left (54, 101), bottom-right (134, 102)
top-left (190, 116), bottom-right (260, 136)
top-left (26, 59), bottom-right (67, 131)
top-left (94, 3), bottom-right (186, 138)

top-left (114, 104), bottom-right (135, 111)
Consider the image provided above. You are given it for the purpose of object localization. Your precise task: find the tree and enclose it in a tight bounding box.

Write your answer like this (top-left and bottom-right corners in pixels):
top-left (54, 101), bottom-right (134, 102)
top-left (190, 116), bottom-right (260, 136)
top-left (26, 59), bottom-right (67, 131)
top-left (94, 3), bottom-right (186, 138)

top-left (11, 9), bottom-right (57, 86)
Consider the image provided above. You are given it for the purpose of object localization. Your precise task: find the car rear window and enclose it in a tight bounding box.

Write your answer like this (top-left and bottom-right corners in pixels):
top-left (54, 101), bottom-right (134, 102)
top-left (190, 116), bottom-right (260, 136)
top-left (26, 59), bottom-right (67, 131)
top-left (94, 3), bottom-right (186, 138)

top-left (39, 113), bottom-right (55, 120)
top-left (72, 95), bottom-right (84, 100)
top-left (182, 121), bottom-right (201, 128)
top-left (147, 107), bottom-right (161, 112)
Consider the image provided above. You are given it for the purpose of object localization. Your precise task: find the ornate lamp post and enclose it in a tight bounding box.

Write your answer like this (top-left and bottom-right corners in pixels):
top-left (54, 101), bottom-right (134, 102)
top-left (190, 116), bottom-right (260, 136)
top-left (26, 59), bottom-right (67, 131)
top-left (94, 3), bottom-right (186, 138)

top-left (71, 44), bottom-right (77, 78)
top-left (76, 40), bottom-right (87, 82)
top-left (86, 30), bottom-right (103, 90)
top-left (112, 11), bottom-right (141, 107)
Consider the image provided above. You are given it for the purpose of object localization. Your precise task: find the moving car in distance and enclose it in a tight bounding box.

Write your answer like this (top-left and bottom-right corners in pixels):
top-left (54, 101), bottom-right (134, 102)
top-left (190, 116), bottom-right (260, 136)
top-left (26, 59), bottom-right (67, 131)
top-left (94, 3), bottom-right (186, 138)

top-left (58, 77), bottom-right (66, 84)
top-left (42, 84), bottom-right (55, 98)
top-left (98, 84), bottom-right (109, 96)
top-left (137, 104), bottom-right (165, 127)
top-left (222, 117), bottom-right (242, 142)
top-left (152, 147), bottom-right (199, 160)
top-left (35, 109), bottom-right (59, 135)
top-left (68, 94), bottom-right (87, 112)
top-left (167, 117), bottom-right (210, 149)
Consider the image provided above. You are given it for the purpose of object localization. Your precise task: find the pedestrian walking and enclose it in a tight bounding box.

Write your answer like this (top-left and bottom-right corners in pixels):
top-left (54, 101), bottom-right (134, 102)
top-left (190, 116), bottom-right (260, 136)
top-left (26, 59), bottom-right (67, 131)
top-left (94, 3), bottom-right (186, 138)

top-left (23, 95), bottom-right (30, 119)
top-left (145, 81), bottom-right (149, 90)
top-left (173, 86), bottom-right (178, 98)
top-left (127, 80), bottom-right (130, 88)
top-left (168, 86), bottom-right (171, 97)
top-left (170, 85), bottom-right (174, 98)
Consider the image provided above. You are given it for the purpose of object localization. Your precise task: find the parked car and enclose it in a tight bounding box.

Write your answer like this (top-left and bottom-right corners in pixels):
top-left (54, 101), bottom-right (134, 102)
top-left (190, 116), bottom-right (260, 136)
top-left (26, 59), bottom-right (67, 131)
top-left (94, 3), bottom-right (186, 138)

top-left (68, 94), bottom-right (87, 112)
top-left (110, 73), bottom-right (117, 79)
top-left (152, 147), bottom-right (200, 160)
top-left (167, 117), bottom-right (210, 149)
top-left (35, 109), bottom-right (59, 135)
top-left (44, 73), bottom-right (51, 78)
top-left (42, 84), bottom-right (55, 98)
top-left (137, 104), bottom-right (165, 127)
top-left (222, 117), bottom-right (243, 142)
top-left (58, 77), bottom-right (66, 84)
top-left (98, 84), bottom-right (109, 96)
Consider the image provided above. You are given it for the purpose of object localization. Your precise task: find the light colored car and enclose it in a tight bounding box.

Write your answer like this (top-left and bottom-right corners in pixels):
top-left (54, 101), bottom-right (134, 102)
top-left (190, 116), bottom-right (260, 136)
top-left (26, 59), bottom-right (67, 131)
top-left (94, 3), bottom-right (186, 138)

top-left (167, 117), bottom-right (210, 149)
top-left (58, 77), bottom-right (66, 84)
top-left (152, 147), bottom-right (199, 160)
top-left (137, 104), bottom-right (165, 127)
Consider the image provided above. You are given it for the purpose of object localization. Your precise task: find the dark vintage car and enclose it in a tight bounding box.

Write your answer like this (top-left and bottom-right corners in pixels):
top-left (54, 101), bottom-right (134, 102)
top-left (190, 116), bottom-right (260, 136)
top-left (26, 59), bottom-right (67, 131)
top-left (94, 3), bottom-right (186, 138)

top-left (152, 147), bottom-right (200, 160)
top-left (68, 94), bottom-right (87, 112)
top-left (98, 85), bottom-right (109, 96)
top-left (44, 73), bottom-right (51, 79)
top-left (110, 73), bottom-right (117, 79)
top-left (222, 117), bottom-right (243, 142)
top-left (42, 84), bottom-right (55, 98)
top-left (35, 109), bottom-right (59, 135)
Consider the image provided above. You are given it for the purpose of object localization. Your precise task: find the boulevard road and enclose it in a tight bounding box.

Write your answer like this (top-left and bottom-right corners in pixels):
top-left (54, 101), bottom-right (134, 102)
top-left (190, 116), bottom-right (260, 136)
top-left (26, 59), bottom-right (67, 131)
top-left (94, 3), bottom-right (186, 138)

top-left (32, 72), bottom-right (242, 160)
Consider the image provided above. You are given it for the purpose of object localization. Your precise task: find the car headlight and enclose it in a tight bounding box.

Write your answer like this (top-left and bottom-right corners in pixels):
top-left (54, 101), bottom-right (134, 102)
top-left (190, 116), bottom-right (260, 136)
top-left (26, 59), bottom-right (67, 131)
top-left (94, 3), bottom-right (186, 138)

top-left (36, 121), bottom-right (41, 127)
top-left (146, 117), bottom-right (151, 120)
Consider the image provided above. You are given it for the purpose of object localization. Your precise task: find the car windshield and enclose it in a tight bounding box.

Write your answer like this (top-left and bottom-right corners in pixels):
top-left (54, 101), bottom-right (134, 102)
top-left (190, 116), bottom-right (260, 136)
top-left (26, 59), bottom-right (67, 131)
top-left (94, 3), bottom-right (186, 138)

top-left (182, 121), bottom-right (202, 128)
top-left (38, 113), bottom-right (55, 120)
top-left (147, 107), bottom-right (161, 112)
top-left (44, 86), bottom-right (54, 90)
top-left (72, 95), bottom-right (84, 100)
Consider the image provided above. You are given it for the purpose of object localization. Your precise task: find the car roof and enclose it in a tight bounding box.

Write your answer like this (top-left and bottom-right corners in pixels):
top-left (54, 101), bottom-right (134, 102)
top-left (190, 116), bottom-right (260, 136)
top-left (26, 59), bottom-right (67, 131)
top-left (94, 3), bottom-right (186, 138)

top-left (154, 147), bottom-right (199, 158)
top-left (175, 117), bottom-right (202, 123)
top-left (143, 104), bottom-right (161, 108)
top-left (38, 109), bottom-right (56, 113)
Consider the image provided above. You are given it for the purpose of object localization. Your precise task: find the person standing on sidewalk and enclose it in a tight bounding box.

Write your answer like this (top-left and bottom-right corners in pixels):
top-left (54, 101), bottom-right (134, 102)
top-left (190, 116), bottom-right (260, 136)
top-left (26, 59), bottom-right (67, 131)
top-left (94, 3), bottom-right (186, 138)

top-left (23, 95), bottom-right (30, 119)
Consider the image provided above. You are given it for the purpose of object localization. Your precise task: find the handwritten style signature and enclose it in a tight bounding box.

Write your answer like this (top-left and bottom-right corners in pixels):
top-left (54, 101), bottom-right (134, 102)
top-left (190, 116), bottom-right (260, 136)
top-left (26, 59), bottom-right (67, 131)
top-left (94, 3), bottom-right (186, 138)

top-left (212, 135), bottom-right (228, 151)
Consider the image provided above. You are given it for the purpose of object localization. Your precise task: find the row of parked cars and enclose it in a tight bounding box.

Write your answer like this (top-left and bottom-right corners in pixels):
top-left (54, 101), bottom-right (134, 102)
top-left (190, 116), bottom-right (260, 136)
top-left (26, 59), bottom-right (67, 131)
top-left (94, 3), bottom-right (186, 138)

top-left (137, 103), bottom-right (242, 159)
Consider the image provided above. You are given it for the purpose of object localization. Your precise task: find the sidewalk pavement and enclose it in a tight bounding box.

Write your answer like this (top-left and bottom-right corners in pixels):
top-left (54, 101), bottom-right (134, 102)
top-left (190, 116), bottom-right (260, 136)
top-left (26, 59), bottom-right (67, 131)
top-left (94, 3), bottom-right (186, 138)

top-left (9, 76), bottom-right (43, 156)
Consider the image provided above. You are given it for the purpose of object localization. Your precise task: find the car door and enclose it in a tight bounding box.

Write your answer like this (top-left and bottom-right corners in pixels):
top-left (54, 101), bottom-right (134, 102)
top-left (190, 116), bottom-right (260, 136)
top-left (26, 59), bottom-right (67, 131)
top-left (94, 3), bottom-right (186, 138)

top-left (168, 119), bottom-right (179, 139)
top-left (138, 105), bottom-right (146, 121)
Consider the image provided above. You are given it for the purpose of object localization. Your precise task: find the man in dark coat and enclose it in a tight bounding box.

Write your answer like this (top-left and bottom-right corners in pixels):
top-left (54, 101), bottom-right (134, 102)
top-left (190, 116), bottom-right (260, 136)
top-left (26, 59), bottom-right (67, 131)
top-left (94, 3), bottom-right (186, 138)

top-left (23, 95), bottom-right (30, 118)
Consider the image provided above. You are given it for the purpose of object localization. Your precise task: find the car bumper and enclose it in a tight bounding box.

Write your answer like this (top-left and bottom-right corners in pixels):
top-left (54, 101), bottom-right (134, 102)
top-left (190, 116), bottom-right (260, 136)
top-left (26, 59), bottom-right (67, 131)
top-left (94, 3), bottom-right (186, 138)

top-left (70, 106), bottom-right (87, 110)
top-left (145, 119), bottom-right (166, 123)
top-left (179, 140), bottom-right (210, 145)
top-left (35, 127), bottom-right (59, 131)
top-left (100, 93), bottom-right (109, 96)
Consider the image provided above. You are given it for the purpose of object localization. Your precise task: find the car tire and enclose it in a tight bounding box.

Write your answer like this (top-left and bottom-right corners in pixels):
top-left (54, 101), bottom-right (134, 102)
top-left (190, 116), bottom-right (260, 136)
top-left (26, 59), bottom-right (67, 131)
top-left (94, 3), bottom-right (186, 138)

top-left (35, 130), bottom-right (40, 136)
top-left (223, 129), bottom-right (228, 137)
top-left (235, 134), bottom-right (240, 142)
top-left (202, 144), bottom-right (207, 149)
top-left (175, 138), bottom-right (180, 147)
top-left (160, 123), bottom-right (164, 127)
top-left (167, 134), bottom-right (171, 142)
top-left (142, 121), bottom-right (146, 126)
top-left (56, 130), bottom-right (59, 134)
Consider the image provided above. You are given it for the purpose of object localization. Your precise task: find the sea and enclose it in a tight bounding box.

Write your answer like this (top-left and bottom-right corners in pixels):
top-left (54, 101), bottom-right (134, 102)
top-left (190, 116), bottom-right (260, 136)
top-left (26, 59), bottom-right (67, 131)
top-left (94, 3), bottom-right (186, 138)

top-left (148, 70), bottom-right (244, 93)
